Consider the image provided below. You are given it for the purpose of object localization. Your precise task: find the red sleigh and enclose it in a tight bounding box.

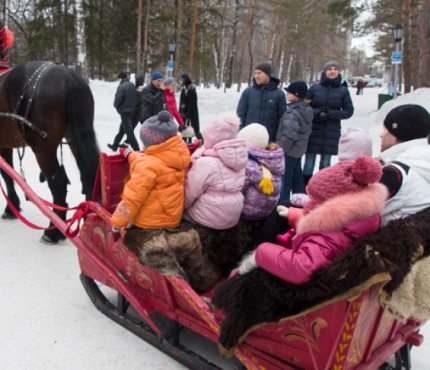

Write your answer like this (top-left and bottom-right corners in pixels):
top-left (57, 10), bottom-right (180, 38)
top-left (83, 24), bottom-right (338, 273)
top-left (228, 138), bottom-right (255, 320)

top-left (0, 146), bottom-right (426, 369)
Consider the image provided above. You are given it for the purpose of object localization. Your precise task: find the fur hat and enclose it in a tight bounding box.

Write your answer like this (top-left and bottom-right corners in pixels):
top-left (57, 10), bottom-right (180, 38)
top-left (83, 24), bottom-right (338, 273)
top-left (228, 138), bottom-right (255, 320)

top-left (140, 111), bottom-right (178, 148)
top-left (338, 127), bottom-right (373, 161)
top-left (306, 156), bottom-right (382, 204)
top-left (255, 62), bottom-right (272, 77)
top-left (179, 74), bottom-right (189, 81)
top-left (237, 123), bottom-right (269, 149)
top-left (323, 61), bottom-right (341, 73)
top-left (203, 112), bottom-right (240, 149)
top-left (152, 71), bottom-right (163, 81)
top-left (135, 73), bottom-right (144, 87)
top-left (384, 104), bottom-right (430, 142)
top-left (164, 77), bottom-right (176, 86)
top-left (118, 71), bottom-right (127, 79)
top-left (284, 80), bottom-right (308, 99)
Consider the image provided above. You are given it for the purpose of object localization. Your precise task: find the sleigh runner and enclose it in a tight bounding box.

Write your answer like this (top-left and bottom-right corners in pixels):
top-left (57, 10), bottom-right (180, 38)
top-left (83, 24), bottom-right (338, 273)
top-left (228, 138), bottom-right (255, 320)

top-left (0, 150), bottom-right (428, 369)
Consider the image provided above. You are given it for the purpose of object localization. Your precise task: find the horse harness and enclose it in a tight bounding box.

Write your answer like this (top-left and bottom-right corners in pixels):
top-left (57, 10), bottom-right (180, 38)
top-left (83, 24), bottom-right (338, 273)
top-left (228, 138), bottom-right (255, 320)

top-left (0, 62), bottom-right (71, 176)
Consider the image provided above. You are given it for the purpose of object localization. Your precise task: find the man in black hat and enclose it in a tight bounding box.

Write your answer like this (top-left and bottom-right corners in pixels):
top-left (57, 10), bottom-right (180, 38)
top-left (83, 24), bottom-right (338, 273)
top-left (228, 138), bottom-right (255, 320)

top-left (379, 104), bottom-right (430, 225)
top-left (108, 71), bottom-right (140, 151)
top-left (236, 62), bottom-right (286, 142)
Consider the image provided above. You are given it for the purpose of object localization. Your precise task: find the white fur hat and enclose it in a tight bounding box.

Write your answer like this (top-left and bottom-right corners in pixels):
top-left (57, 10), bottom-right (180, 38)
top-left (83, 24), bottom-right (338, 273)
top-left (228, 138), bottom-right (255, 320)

top-left (338, 127), bottom-right (372, 162)
top-left (237, 123), bottom-right (269, 149)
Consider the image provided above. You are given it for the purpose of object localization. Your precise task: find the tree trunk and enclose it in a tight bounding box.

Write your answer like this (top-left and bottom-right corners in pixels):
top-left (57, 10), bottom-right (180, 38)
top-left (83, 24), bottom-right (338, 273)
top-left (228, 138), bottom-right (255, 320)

top-left (74, 0), bottom-right (88, 81)
top-left (403, 0), bottom-right (411, 93)
top-left (175, 0), bottom-right (183, 78)
top-left (142, 0), bottom-right (150, 78)
top-left (189, 0), bottom-right (198, 73)
top-left (409, 0), bottom-right (419, 90)
top-left (236, 0), bottom-right (252, 92)
top-left (419, 0), bottom-right (430, 86)
top-left (136, 0), bottom-right (143, 72)
top-left (267, 2), bottom-right (278, 59)
top-left (226, 0), bottom-right (239, 89)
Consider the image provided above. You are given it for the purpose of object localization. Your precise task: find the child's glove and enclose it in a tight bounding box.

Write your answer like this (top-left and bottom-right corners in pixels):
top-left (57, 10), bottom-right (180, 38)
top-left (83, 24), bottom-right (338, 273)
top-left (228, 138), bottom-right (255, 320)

top-left (259, 178), bottom-right (274, 195)
top-left (290, 193), bottom-right (310, 207)
top-left (259, 164), bottom-right (274, 195)
top-left (119, 147), bottom-right (133, 159)
top-left (277, 205), bottom-right (289, 218)
top-left (238, 250), bottom-right (258, 275)
top-left (111, 225), bottom-right (121, 241)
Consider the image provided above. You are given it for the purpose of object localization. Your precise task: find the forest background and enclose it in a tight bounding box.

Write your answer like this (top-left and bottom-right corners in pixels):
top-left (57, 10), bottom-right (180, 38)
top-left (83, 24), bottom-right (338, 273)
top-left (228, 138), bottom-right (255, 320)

top-left (2, 0), bottom-right (430, 92)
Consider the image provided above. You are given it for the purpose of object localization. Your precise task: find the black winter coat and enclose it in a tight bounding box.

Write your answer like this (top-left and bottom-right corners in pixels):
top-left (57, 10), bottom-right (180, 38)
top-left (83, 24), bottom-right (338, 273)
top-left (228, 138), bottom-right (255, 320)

top-left (114, 79), bottom-right (137, 114)
top-left (141, 82), bottom-right (166, 123)
top-left (179, 83), bottom-right (200, 131)
top-left (306, 73), bottom-right (354, 155)
top-left (237, 75), bottom-right (287, 142)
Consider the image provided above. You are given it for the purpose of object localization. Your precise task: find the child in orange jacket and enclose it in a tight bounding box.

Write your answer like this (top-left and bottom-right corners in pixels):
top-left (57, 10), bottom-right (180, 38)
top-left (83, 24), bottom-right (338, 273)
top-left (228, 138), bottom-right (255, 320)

top-left (111, 111), bottom-right (191, 232)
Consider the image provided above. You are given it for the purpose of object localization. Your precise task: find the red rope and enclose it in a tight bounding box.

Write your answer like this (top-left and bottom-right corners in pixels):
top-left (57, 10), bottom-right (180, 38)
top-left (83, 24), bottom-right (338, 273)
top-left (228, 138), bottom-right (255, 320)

top-left (0, 179), bottom-right (89, 233)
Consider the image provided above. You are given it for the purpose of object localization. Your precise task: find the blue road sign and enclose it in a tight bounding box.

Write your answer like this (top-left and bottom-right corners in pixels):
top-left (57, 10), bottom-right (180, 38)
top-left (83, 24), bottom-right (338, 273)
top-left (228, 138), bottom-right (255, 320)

top-left (167, 60), bottom-right (174, 70)
top-left (392, 51), bottom-right (402, 64)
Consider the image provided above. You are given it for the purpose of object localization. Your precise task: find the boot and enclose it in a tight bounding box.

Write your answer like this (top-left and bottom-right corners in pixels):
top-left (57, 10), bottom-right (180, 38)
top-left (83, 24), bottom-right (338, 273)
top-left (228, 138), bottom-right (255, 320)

top-left (107, 143), bottom-right (118, 152)
top-left (303, 175), bottom-right (312, 187)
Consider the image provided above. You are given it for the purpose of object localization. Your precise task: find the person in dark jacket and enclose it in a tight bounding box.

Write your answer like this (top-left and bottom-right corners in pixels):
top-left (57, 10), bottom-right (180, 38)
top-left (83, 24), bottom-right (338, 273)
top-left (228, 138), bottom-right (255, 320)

top-left (141, 71), bottom-right (166, 124)
top-left (236, 62), bottom-right (287, 142)
top-left (302, 61), bottom-right (354, 184)
top-left (179, 74), bottom-right (202, 141)
top-left (110, 74), bottom-right (145, 149)
top-left (276, 81), bottom-right (313, 200)
top-left (108, 71), bottom-right (139, 151)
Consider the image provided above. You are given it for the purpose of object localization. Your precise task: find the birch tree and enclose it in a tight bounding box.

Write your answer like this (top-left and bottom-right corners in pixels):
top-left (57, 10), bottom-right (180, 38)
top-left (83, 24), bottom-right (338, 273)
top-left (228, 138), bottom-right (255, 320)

top-left (74, 0), bottom-right (88, 80)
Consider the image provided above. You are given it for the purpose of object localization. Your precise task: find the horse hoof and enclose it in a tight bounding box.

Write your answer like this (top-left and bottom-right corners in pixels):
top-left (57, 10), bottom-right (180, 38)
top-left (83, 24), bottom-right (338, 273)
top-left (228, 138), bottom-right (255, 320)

top-left (1, 212), bottom-right (17, 220)
top-left (40, 234), bottom-right (58, 245)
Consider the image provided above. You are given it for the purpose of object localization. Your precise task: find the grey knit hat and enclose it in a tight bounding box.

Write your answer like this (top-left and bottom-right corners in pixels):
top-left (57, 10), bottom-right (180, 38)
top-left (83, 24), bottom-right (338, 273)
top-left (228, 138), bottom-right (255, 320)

top-left (164, 77), bottom-right (176, 86)
top-left (255, 62), bottom-right (272, 77)
top-left (323, 61), bottom-right (341, 73)
top-left (140, 111), bottom-right (178, 148)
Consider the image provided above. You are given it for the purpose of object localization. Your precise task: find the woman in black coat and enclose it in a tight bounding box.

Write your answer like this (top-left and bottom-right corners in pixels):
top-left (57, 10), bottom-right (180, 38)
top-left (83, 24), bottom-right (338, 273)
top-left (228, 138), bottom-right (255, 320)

top-left (179, 74), bottom-right (203, 142)
top-left (302, 61), bottom-right (354, 184)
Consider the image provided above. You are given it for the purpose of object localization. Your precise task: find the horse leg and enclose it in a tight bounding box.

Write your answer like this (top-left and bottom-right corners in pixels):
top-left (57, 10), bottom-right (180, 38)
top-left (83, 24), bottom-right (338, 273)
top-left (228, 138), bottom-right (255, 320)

top-left (0, 148), bottom-right (21, 219)
top-left (35, 152), bottom-right (70, 244)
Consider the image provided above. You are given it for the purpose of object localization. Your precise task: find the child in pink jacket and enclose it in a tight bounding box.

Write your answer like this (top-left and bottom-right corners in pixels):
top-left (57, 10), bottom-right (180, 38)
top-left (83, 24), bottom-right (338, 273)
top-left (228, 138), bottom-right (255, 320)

top-left (238, 156), bottom-right (388, 285)
top-left (183, 113), bottom-right (248, 230)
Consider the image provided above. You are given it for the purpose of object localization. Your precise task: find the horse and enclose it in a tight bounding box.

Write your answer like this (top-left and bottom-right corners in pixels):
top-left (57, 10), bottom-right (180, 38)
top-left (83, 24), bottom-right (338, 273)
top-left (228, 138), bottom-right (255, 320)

top-left (0, 61), bottom-right (100, 243)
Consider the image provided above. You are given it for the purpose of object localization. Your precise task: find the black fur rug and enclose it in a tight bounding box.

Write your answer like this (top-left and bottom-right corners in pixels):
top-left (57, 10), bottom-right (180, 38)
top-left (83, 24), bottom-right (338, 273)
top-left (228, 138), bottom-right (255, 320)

top-left (212, 207), bottom-right (430, 354)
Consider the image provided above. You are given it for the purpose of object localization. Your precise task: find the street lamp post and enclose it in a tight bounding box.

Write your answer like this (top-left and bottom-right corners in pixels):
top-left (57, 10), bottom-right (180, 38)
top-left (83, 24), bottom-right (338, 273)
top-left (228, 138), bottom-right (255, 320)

top-left (168, 40), bottom-right (176, 77)
top-left (392, 24), bottom-right (404, 98)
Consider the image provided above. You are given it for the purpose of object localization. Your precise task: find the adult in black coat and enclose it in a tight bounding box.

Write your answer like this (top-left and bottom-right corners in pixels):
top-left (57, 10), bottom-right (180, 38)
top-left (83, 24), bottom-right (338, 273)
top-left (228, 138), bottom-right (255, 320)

top-left (108, 71), bottom-right (139, 151)
top-left (141, 71), bottom-right (166, 124)
top-left (179, 74), bottom-right (203, 142)
top-left (236, 62), bottom-right (287, 142)
top-left (109, 74), bottom-right (145, 149)
top-left (302, 61), bottom-right (354, 184)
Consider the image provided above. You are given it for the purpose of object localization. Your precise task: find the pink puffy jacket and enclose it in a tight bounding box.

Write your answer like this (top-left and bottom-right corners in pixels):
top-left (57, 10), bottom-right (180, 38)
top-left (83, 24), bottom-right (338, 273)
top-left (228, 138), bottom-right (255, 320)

top-left (184, 139), bottom-right (247, 230)
top-left (255, 183), bottom-right (388, 285)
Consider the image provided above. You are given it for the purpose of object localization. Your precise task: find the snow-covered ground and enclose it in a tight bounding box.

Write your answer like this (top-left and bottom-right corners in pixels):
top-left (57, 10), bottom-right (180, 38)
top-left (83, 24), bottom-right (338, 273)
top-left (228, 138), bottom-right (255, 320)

top-left (1, 81), bottom-right (430, 369)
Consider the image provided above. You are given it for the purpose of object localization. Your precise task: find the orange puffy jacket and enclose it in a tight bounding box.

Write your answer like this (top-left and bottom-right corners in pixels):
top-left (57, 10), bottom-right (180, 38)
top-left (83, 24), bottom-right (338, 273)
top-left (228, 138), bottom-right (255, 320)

top-left (111, 135), bottom-right (191, 229)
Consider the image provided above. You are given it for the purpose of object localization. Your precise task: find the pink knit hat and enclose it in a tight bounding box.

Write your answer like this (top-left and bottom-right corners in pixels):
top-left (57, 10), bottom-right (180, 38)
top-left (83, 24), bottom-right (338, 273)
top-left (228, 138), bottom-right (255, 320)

top-left (203, 112), bottom-right (240, 149)
top-left (306, 156), bottom-right (382, 204)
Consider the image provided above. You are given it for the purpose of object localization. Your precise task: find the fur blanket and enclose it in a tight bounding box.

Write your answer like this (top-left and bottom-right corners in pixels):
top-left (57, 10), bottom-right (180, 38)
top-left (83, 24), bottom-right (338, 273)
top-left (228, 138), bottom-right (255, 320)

top-left (212, 207), bottom-right (430, 355)
top-left (123, 219), bottom-right (262, 292)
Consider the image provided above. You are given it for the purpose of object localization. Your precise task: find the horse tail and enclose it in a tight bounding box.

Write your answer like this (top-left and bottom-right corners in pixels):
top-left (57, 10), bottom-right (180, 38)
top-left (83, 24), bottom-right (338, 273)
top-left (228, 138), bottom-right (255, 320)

top-left (66, 72), bottom-right (100, 199)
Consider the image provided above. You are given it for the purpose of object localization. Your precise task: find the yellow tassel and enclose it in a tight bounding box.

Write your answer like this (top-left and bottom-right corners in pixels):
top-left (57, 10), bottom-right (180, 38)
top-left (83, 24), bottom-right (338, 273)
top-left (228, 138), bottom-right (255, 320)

top-left (259, 177), bottom-right (274, 194)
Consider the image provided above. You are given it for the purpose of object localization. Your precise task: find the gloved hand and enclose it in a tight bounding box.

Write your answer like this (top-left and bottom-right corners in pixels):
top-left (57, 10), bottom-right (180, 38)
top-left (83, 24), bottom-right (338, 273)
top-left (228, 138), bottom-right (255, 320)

top-left (119, 147), bottom-right (133, 159)
top-left (178, 124), bottom-right (187, 132)
top-left (277, 205), bottom-right (289, 218)
top-left (259, 178), bottom-right (274, 195)
top-left (238, 250), bottom-right (258, 275)
top-left (318, 111), bottom-right (329, 122)
top-left (111, 225), bottom-right (121, 241)
top-left (290, 193), bottom-right (311, 207)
